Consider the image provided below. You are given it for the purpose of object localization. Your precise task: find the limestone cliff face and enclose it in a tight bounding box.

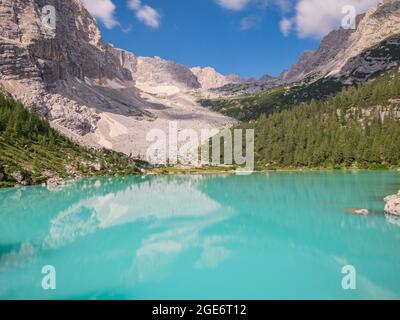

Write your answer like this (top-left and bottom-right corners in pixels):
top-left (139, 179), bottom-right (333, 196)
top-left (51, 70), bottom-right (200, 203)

top-left (0, 0), bottom-right (140, 134)
top-left (0, 0), bottom-right (136, 83)
top-left (0, 0), bottom-right (236, 156)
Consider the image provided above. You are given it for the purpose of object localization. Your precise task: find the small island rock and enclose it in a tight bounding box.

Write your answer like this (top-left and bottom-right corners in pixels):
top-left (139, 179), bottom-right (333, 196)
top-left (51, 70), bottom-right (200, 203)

top-left (384, 192), bottom-right (400, 217)
top-left (354, 209), bottom-right (369, 215)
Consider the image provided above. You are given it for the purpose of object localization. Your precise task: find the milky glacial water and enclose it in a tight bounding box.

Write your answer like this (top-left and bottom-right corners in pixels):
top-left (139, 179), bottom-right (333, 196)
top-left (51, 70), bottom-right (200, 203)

top-left (0, 171), bottom-right (399, 300)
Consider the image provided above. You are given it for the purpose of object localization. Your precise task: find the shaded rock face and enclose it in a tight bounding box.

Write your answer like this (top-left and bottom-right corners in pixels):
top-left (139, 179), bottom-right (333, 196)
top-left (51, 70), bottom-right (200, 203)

top-left (279, 29), bottom-right (355, 83)
top-left (340, 35), bottom-right (400, 82)
top-left (211, 74), bottom-right (283, 96)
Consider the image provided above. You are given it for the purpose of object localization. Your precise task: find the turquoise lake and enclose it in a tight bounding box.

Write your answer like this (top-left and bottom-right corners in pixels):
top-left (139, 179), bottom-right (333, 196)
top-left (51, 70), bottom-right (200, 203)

top-left (0, 171), bottom-right (400, 300)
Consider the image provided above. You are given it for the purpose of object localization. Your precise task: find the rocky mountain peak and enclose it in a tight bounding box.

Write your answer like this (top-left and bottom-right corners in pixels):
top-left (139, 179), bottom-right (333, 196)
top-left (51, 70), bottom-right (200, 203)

top-left (281, 0), bottom-right (400, 83)
top-left (0, 0), bottom-right (235, 156)
top-left (190, 66), bottom-right (241, 90)
top-left (135, 57), bottom-right (201, 90)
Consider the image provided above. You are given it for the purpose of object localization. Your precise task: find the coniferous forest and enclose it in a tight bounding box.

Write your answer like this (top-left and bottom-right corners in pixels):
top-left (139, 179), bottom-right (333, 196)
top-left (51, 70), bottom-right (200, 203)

top-left (239, 69), bottom-right (400, 169)
top-left (0, 94), bottom-right (143, 187)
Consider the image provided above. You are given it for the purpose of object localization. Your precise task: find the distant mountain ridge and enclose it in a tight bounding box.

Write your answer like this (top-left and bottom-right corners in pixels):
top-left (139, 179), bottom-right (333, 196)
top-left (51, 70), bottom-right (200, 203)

top-left (216, 0), bottom-right (400, 96)
top-left (280, 0), bottom-right (400, 83)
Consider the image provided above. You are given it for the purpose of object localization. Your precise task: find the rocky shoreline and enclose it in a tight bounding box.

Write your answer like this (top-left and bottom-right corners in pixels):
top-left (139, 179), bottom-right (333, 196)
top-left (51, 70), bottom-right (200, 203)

top-left (2, 167), bottom-right (400, 221)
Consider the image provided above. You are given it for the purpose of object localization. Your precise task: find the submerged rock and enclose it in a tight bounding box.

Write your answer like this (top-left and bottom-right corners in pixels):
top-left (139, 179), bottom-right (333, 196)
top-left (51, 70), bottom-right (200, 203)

top-left (385, 213), bottom-right (400, 227)
top-left (384, 191), bottom-right (400, 216)
top-left (349, 208), bottom-right (369, 215)
top-left (355, 209), bottom-right (369, 215)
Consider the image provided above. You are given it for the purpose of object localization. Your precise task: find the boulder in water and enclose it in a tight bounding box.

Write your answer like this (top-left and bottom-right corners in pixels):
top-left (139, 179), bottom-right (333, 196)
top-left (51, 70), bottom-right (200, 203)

top-left (349, 208), bottom-right (369, 215)
top-left (384, 192), bottom-right (400, 216)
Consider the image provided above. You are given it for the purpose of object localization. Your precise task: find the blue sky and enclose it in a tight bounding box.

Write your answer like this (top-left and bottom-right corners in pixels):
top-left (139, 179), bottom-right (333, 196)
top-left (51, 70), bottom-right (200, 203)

top-left (82, 0), bottom-right (381, 79)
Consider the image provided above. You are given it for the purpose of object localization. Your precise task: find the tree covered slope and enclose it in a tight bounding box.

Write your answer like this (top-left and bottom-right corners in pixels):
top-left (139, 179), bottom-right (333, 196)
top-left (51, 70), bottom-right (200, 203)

top-left (0, 94), bottom-right (145, 187)
top-left (241, 69), bottom-right (400, 169)
top-left (199, 78), bottom-right (344, 122)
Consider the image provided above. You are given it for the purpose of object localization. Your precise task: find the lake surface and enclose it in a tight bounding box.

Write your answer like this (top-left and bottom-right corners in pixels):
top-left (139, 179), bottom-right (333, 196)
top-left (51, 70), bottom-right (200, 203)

top-left (0, 171), bottom-right (400, 300)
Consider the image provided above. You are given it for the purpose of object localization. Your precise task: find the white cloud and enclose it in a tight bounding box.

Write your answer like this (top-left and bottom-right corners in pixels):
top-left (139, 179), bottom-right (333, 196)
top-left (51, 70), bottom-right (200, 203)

top-left (271, 0), bottom-right (292, 13)
top-left (216, 0), bottom-right (251, 11)
top-left (217, 0), bottom-right (293, 12)
top-left (82, 0), bottom-right (118, 29)
top-left (280, 17), bottom-right (293, 37)
top-left (222, 0), bottom-right (380, 38)
top-left (127, 0), bottom-right (161, 29)
top-left (128, 0), bottom-right (142, 10)
top-left (240, 15), bottom-right (262, 30)
top-left (136, 5), bottom-right (161, 28)
top-left (293, 0), bottom-right (382, 38)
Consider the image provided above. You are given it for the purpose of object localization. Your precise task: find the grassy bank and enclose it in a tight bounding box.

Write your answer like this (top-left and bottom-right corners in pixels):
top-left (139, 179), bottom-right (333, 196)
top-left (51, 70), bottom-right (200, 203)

top-left (149, 164), bottom-right (400, 176)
